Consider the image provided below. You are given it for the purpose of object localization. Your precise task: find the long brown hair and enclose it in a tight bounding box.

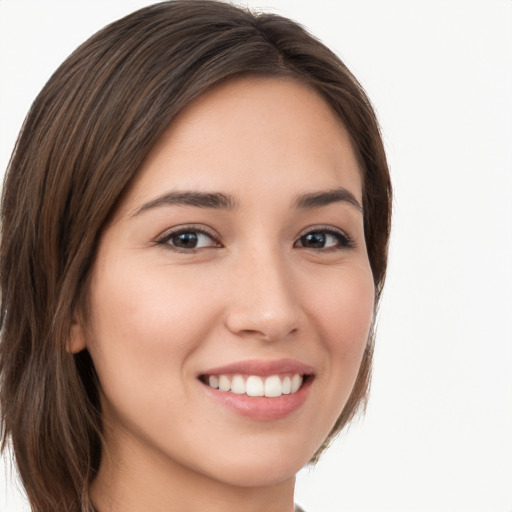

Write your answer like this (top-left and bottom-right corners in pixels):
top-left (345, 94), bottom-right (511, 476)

top-left (0, 1), bottom-right (392, 510)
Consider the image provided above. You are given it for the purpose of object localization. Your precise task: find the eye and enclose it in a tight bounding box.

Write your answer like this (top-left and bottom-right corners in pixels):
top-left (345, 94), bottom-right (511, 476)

top-left (157, 227), bottom-right (221, 251)
top-left (294, 227), bottom-right (353, 250)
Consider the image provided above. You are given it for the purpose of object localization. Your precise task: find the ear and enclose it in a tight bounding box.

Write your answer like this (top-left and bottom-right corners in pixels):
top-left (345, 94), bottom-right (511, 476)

top-left (67, 320), bottom-right (87, 354)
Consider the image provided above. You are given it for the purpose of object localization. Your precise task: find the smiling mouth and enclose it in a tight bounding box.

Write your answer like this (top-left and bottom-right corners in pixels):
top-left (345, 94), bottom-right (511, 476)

top-left (199, 373), bottom-right (310, 398)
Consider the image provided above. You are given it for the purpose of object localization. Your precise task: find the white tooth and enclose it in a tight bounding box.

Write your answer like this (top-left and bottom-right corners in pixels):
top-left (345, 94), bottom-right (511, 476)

top-left (264, 375), bottom-right (283, 397)
top-left (291, 374), bottom-right (303, 393)
top-left (246, 375), bottom-right (264, 397)
top-left (208, 375), bottom-right (219, 389)
top-left (231, 375), bottom-right (245, 394)
top-left (282, 376), bottom-right (291, 394)
top-left (218, 375), bottom-right (231, 392)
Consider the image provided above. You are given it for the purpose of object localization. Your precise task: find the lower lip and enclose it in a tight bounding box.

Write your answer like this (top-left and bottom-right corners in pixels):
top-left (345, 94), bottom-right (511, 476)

top-left (200, 377), bottom-right (313, 421)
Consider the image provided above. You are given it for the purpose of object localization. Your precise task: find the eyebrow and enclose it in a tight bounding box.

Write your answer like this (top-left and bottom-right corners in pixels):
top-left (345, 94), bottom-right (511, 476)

top-left (133, 186), bottom-right (362, 217)
top-left (133, 191), bottom-right (238, 216)
top-left (293, 187), bottom-right (363, 212)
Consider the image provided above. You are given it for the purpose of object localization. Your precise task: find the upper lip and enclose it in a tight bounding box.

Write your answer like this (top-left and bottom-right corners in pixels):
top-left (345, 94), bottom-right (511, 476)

top-left (199, 358), bottom-right (314, 377)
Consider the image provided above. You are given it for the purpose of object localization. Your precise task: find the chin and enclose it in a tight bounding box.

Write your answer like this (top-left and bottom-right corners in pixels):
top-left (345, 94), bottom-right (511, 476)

top-left (208, 460), bottom-right (300, 488)
top-left (192, 436), bottom-right (316, 488)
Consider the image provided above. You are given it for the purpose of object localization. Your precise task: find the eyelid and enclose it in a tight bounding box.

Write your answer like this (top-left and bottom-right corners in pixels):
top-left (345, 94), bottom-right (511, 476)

top-left (155, 224), bottom-right (222, 249)
top-left (295, 224), bottom-right (355, 249)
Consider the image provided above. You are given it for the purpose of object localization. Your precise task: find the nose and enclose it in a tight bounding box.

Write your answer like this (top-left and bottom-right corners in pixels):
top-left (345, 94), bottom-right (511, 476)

top-left (224, 247), bottom-right (303, 342)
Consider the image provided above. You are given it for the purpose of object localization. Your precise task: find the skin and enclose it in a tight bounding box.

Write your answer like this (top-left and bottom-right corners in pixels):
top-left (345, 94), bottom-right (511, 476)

top-left (71, 77), bottom-right (375, 512)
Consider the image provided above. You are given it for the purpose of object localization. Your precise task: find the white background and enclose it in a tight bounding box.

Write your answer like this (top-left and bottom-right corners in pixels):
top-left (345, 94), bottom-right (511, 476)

top-left (1, 1), bottom-right (511, 511)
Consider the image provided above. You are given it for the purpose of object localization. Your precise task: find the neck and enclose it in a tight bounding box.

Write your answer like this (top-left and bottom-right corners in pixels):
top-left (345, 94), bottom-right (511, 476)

top-left (90, 433), bottom-right (296, 512)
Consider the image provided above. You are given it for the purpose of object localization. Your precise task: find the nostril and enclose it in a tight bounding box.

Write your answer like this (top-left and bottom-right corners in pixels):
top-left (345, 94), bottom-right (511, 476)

top-left (223, 287), bottom-right (302, 342)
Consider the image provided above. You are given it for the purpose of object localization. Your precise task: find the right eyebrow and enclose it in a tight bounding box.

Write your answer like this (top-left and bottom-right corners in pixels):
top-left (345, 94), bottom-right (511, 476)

top-left (132, 191), bottom-right (239, 216)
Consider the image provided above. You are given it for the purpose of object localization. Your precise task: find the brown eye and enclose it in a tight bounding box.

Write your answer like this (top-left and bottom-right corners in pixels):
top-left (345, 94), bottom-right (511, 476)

top-left (159, 229), bottom-right (220, 250)
top-left (295, 229), bottom-right (353, 250)
top-left (170, 232), bottom-right (201, 248)
top-left (300, 232), bottom-right (328, 248)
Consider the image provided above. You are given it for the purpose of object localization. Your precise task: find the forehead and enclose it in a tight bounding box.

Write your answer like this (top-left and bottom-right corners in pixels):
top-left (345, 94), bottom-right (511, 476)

top-left (122, 76), bottom-right (362, 212)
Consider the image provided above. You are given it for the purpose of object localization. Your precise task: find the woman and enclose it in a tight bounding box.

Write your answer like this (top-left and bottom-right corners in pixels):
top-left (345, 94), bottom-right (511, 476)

top-left (0, 1), bottom-right (391, 511)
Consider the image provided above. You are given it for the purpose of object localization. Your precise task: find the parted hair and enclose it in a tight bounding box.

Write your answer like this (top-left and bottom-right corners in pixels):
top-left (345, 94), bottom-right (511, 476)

top-left (0, 1), bottom-right (391, 511)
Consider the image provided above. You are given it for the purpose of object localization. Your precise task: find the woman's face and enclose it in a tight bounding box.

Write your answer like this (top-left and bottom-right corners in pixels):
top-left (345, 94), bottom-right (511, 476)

top-left (76, 77), bottom-right (375, 488)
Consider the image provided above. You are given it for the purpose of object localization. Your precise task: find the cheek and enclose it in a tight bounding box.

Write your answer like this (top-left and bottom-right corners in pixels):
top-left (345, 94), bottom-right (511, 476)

top-left (91, 252), bottom-right (213, 338)
top-left (305, 264), bottom-right (375, 418)
top-left (310, 265), bottom-right (375, 357)
top-left (85, 257), bottom-right (217, 404)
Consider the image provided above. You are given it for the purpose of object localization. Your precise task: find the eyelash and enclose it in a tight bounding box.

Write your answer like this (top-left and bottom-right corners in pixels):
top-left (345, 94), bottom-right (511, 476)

top-left (156, 225), bottom-right (354, 252)
top-left (156, 226), bottom-right (221, 252)
top-left (294, 226), bottom-right (355, 251)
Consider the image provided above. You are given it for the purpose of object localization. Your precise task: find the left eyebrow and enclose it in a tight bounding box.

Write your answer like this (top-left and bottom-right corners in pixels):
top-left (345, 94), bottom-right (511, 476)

top-left (293, 187), bottom-right (363, 212)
